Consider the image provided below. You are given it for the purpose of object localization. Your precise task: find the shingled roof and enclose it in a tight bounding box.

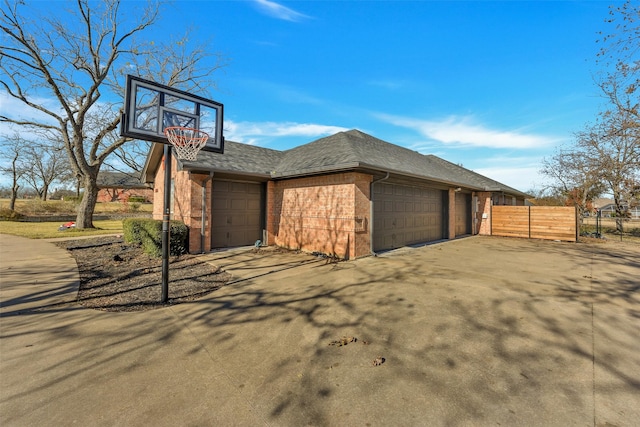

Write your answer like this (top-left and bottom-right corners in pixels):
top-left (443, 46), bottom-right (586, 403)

top-left (97, 171), bottom-right (149, 188)
top-left (181, 140), bottom-right (283, 177)
top-left (145, 129), bottom-right (529, 197)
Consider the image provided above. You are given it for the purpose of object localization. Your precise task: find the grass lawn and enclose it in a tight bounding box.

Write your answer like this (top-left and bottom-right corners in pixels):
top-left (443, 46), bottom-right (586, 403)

top-left (0, 199), bottom-right (150, 239)
top-left (0, 199), bottom-right (152, 215)
top-left (0, 220), bottom-right (124, 239)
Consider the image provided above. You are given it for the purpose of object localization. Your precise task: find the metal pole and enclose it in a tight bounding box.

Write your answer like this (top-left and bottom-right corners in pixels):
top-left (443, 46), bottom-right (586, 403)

top-left (161, 144), bottom-right (172, 303)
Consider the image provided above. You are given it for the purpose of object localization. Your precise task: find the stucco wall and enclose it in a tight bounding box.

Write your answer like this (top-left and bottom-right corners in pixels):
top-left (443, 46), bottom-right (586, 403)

top-left (267, 172), bottom-right (372, 259)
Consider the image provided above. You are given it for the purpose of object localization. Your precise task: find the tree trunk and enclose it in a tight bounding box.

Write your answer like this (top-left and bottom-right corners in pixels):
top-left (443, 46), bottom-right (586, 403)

top-left (10, 154), bottom-right (20, 211)
top-left (40, 184), bottom-right (49, 201)
top-left (613, 195), bottom-right (625, 234)
top-left (9, 185), bottom-right (18, 211)
top-left (76, 174), bottom-right (99, 229)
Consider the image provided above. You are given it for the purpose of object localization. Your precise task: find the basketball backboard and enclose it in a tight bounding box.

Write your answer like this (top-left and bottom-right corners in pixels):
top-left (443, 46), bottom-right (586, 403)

top-left (120, 75), bottom-right (224, 153)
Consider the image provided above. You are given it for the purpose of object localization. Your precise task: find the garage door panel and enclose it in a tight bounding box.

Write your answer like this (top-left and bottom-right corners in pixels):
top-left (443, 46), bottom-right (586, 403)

top-left (231, 199), bottom-right (247, 210)
top-left (214, 181), bottom-right (230, 192)
top-left (374, 182), bottom-right (444, 251)
top-left (384, 217), bottom-right (395, 230)
top-left (247, 199), bottom-right (261, 210)
top-left (230, 182), bottom-right (246, 192)
top-left (211, 180), bottom-right (263, 248)
top-left (246, 216), bottom-right (260, 226)
top-left (455, 193), bottom-right (471, 236)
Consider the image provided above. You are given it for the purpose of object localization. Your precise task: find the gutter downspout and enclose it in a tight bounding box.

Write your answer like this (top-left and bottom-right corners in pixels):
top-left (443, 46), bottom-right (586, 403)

top-left (201, 172), bottom-right (214, 254)
top-left (370, 172), bottom-right (390, 256)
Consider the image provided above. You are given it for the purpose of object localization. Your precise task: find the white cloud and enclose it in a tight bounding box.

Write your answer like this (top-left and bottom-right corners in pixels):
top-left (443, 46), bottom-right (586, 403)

top-left (367, 79), bottom-right (404, 90)
top-left (0, 91), bottom-right (58, 124)
top-left (377, 113), bottom-right (560, 149)
top-left (473, 166), bottom-right (544, 193)
top-left (225, 120), bottom-right (349, 145)
top-left (253, 0), bottom-right (309, 22)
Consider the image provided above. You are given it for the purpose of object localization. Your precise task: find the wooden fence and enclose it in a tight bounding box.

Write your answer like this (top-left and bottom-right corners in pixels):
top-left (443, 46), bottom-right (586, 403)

top-left (491, 206), bottom-right (577, 242)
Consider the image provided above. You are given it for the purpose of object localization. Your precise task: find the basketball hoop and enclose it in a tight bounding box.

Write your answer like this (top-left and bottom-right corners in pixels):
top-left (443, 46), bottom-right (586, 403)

top-left (164, 126), bottom-right (209, 161)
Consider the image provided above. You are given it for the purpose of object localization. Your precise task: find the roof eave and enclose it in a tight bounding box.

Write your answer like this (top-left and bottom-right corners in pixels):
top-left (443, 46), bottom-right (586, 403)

top-left (356, 162), bottom-right (491, 192)
top-left (272, 162), bottom-right (529, 197)
top-left (181, 164), bottom-right (272, 180)
top-left (270, 162), bottom-right (361, 179)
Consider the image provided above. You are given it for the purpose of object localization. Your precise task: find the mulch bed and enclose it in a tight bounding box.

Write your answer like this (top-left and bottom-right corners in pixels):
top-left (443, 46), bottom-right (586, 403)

top-left (54, 236), bottom-right (231, 312)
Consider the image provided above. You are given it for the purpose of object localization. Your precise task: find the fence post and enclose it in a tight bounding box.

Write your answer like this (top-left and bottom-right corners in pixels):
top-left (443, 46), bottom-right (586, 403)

top-left (528, 206), bottom-right (531, 239)
top-left (489, 202), bottom-right (492, 236)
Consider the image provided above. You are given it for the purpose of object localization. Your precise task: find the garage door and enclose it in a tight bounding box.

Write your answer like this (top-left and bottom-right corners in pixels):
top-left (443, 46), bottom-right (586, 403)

top-left (455, 193), bottom-right (472, 236)
top-left (373, 182), bottom-right (445, 251)
top-left (211, 180), bottom-right (263, 248)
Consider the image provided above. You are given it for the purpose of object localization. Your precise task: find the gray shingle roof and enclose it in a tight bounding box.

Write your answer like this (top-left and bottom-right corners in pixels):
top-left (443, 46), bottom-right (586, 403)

top-left (272, 130), bottom-right (528, 196)
top-left (180, 141), bottom-right (282, 177)
top-left (97, 171), bottom-right (148, 188)
top-left (165, 129), bottom-right (528, 197)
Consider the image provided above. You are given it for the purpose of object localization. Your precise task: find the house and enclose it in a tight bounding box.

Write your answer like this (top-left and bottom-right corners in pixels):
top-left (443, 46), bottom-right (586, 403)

top-left (592, 198), bottom-right (640, 219)
top-left (142, 129), bottom-right (530, 258)
top-left (97, 171), bottom-right (153, 203)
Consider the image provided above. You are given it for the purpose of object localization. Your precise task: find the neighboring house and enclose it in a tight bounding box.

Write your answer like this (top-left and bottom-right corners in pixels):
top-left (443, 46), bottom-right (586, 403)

top-left (97, 172), bottom-right (153, 203)
top-left (592, 198), bottom-right (640, 219)
top-left (142, 129), bottom-right (530, 258)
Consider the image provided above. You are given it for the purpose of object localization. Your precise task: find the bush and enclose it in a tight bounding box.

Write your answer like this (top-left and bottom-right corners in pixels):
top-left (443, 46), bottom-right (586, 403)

top-left (122, 218), bottom-right (188, 257)
top-left (21, 199), bottom-right (78, 215)
top-left (0, 208), bottom-right (25, 221)
top-left (128, 196), bottom-right (147, 203)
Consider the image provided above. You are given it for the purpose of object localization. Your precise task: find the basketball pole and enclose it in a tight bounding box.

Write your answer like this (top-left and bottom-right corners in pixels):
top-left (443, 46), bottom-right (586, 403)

top-left (161, 143), bottom-right (172, 303)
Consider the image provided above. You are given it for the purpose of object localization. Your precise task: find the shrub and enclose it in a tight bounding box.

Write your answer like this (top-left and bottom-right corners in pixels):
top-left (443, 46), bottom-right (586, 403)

top-left (22, 199), bottom-right (78, 215)
top-left (122, 218), bottom-right (188, 257)
top-left (128, 196), bottom-right (147, 203)
top-left (0, 208), bottom-right (25, 221)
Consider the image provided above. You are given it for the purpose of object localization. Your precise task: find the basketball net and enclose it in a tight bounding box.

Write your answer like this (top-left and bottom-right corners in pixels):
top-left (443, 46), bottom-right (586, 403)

top-left (164, 126), bottom-right (209, 161)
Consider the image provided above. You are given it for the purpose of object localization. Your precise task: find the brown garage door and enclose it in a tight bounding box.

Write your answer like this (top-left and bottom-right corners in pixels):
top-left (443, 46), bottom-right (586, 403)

top-left (211, 180), bottom-right (263, 248)
top-left (455, 192), bottom-right (472, 236)
top-left (373, 182), bottom-right (445, 251)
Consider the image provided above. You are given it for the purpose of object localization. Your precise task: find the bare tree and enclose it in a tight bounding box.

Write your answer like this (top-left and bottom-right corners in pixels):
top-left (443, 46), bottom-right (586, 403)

top-left (0, 0), bottom-right (226, 228)
top-left (540, 147), bottom-right (605, 220)
top-left (543, 1), bottom-right (640, 232)
top-left (19, 142), bottom-right (73, 201)
top-left (596, 0), bottom-right (640, 119)
top-left (525, 187), bottom-right (567, 207)
top-left (0, 134), bottom-right (24, 210)
top-left (577, 111), bottom-right (640, 232)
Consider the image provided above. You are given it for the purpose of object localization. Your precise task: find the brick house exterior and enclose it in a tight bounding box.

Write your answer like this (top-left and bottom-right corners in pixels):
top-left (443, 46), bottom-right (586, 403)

top-left (143, 130), bottom-right (529, 258)
top-left (97, 172), bottom-right (153, 203)
top-left (266, 172), bottom-right (372, 260)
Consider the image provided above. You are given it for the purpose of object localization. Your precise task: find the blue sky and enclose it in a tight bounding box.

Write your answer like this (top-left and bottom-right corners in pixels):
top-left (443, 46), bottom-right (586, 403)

top-left (167, 0), bottom-right (610, 192)
top-left (2, 1), bottom-right (614, 192)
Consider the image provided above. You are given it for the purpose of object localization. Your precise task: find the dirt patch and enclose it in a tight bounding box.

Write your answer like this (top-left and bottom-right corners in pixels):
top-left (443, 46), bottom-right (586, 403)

top-left (54, 236), bottom-right (231, 312)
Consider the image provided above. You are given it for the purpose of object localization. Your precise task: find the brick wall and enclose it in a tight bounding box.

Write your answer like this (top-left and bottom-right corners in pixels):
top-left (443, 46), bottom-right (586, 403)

top-left (152, 156), bottom-right (212, 253)
top-left (267, 172), bottom-right (372, 259)
top-left (476, 191), bottom-right (492, 235)
top-left (97, 187), bottom-right (153, 203)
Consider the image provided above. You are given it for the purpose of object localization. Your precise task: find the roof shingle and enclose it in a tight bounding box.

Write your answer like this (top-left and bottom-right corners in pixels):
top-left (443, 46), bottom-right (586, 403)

top-left (163, 129), bottom-right (529, 197)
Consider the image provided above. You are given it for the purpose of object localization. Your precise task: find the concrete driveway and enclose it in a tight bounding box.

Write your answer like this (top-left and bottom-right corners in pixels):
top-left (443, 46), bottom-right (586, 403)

top-left (1, 235), bottom-right (638, 426)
